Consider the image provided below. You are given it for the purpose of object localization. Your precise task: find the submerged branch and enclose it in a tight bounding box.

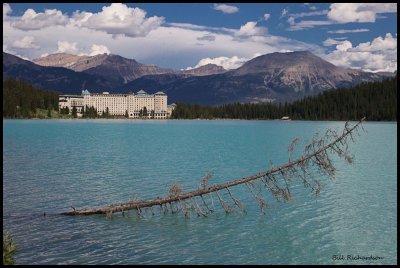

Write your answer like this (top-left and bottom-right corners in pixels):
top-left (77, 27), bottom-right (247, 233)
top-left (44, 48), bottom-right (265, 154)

top-left (62, 117), bottom-right (366, 216)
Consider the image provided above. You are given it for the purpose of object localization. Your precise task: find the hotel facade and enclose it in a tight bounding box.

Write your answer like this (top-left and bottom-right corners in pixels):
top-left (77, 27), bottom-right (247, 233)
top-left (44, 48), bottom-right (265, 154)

top-left (59, 90), bottom-right (175, 119)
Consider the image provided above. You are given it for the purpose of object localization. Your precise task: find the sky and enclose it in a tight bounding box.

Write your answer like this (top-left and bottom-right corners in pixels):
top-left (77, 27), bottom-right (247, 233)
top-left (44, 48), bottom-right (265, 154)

top-left (3, 3), bottom-right (397, 72)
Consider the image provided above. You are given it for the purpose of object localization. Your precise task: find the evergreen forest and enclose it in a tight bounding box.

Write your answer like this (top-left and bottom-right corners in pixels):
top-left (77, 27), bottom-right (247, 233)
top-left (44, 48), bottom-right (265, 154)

top-left (3, 79), bottom-right (59, 118)
top-left (3, 76), bottom-right (397, 121)
top-left (171, 76), bottom-right (397, 121)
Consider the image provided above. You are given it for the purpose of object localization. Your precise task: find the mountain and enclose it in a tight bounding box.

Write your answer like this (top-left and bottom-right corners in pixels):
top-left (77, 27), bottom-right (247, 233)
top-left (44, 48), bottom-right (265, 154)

top-left (31, 53), bottom-right (91, 69)
top-left (229, 51), bottom-right (381, 93)
top-left (3, 52), bottom-right (114, 93)
top-left (182, 64), bottom-right (226, 76)
top-left (376, 71), bottom-right (397, 77)
top-left (120, 51), bottom-right (384, 104)
top-left (33, 53), bottom-right (227, 83)
top-left (4, 51), bottom-right (387, 104)
top-left (33, 53), bottom-right (176, 85)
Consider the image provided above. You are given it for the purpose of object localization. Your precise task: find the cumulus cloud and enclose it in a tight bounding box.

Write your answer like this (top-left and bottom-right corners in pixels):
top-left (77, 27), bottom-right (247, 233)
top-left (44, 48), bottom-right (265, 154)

top-left (3, 3), bottom-right (12, 18)
top-left (263, 13), bottom-right (271, 21)
top-left (325, 33), bottom-right (397, 72)
top-left (56, 41), bottom-right (79, 54)
top-left (349, 33), bottom-right (397, 52)
top-left (12, 36), bottom-right (39, 49)
top-left (3, 44), bottom-right (30, 60)
top-left (323, 38), bottom-right (342, 46)
top-left (12, 8), bottom-right (68, 30)
top-left (335, 40), bottom-right (353, 51)
top-left (235, 21), bottom-right (267, 37)
top-left (212, 4), bottom-right (239, 14)
top-left (3, 3), bottom-right (320, 68)
top-left (87, 44), bottom-right (111, 56)
top-left (288, 4), bottom-right (396, 32)
top-left (189, 53), bottom-right (262, 70)
top-left (328, 3), bottom-right (397, 23)
top-left (73, 3), bottom-right (164, 37)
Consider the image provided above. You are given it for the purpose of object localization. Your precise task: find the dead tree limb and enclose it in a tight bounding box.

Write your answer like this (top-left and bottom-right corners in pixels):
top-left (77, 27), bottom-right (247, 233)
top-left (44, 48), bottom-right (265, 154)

top-left (62, 118), bottom-right (366, 216)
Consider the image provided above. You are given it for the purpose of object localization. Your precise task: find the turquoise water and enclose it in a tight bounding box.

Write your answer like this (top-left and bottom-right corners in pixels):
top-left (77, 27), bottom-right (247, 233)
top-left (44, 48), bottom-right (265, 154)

top-left (3, 119), bottom-right (397, 264)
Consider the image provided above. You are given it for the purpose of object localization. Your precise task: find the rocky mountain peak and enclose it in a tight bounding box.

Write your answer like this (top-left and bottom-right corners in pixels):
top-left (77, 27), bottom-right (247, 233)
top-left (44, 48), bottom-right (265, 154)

top-left (182, 64), bottom-right (227, 76)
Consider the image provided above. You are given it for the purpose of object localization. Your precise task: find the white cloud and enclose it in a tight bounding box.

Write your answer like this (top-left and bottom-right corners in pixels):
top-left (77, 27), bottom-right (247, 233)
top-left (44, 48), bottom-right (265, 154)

top-left (281, 8), bottom-right (288, 18)
top-left (287, 20), bottom-right (333, 31)
top-left (56, 41), bottom-right (79, 54)
top-left (328, 3), bottom-right (397, 23)
top-left (197, 34), bottom-right (216, 41)
top-left (3, 3), bottom-right (320, 69)
top-left (323, 38), bottom-right (342, 46)
top-left (3, 3), bottom-right (12, 18)
top-left (212, 4), bottom-right (239, 14)
top-left (336, 40), bottom-right (353, 51)
top-left (324, 33), bottom-right (397, 72)
top-left (288, 10), bottom-right (328, 19)
top-left (349, 33), bottom-right (397, 52)
top-left (288, 4), bottom-right (396, 32)
top-left (189, 53), bottom-right (262, 70)
top-left (12, 36), bottom-right (39, 49)
top-left (235, 21), bottom-right (267, 37)
top-left (263, 13), bottom-right (271, 21)
top-left (3, 44), bottom-right (31, 60)
top-left (328, 28), bottom-right (370, 34)
top-left (87, 44), bottom-right (111, 56)
top-left (166, 22), bottom-right (234, 34)
top-left (12, 8), bottom-right (68, 30)
top-left (72, 3), bottom-right (164, 37)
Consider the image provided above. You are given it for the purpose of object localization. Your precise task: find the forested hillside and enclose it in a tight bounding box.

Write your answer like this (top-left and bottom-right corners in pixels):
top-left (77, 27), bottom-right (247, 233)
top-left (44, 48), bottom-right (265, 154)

top-left (3, 79), bottom-right (59, 118)
top-left (171, 76), bottom-right (397, 121)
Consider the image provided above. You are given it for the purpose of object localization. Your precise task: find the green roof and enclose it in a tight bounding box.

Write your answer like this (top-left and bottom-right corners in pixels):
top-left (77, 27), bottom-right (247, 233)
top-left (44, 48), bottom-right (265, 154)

top-left (137, 90), bottom-right (147, 95)
top-left (82, 89), bottom-right (91, 95)
top-left (60, 94), bottom-right (83, 98)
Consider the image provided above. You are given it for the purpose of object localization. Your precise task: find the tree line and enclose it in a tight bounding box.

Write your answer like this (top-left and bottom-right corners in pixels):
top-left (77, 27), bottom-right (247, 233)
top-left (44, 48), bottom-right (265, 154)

top-left (3, 79), bottom-right (59, 118)
top-left (171, 76), bottom-right (397, 121)
top-left (3, 76), bottom-right (396, 121)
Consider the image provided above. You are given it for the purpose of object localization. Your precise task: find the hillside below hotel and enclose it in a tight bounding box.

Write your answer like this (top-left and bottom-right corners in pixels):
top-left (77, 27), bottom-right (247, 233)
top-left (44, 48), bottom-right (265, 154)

top-left (59, 89), bottom-right (176, 119)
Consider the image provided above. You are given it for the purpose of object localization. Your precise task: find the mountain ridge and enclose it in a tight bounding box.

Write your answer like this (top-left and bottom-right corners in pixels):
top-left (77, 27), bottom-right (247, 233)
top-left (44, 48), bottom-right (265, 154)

top-left (4, 51), bottom-right (392, 104)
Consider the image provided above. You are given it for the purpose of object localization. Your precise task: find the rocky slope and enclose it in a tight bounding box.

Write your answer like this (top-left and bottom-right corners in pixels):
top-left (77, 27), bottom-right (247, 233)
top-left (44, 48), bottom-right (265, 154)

top-left (34, 53), bottom-right (175, 84)
top-left (120, 51), bottom-right (384, 104)
top-left (3, 52), bottom-right (114, 93)
top-left (182, 64), bottom-right (226, 76)
top-left (33, 53), bottom-right (227, 85)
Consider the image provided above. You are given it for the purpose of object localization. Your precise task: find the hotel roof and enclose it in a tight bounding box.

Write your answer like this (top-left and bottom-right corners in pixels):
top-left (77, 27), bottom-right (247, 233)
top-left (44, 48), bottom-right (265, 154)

top-left (81, 89), bottom-right (91, 95)
top-left (137, 90), bottom-right (147, 95)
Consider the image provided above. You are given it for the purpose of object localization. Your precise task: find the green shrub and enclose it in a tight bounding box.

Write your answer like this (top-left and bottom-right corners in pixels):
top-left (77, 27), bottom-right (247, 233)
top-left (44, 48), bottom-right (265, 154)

top-left (3, 232), bottom-right (16, 265)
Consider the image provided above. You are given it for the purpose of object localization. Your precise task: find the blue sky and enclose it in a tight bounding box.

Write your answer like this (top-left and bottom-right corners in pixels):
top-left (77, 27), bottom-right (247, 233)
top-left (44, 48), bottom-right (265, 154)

top-left (3, 3), bottom-right (397, 72)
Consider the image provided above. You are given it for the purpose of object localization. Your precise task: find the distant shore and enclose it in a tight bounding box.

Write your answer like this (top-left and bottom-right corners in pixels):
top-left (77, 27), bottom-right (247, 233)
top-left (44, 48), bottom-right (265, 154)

top-left (3, 117), bottom-right (397, 122)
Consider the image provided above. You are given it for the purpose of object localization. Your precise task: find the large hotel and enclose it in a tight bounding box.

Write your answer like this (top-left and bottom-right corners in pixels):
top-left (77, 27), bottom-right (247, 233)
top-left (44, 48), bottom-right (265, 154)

top-left (59, 90), bottom-right (175, 119)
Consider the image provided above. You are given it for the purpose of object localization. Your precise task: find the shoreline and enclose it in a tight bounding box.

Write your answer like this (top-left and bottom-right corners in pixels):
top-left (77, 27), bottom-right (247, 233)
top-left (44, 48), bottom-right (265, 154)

top-left (3, 117), bottom-right (397, 122)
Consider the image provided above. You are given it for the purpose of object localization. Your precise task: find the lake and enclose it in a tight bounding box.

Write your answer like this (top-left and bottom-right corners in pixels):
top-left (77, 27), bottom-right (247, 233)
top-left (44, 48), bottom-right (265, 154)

top-left (3, 119), bottom-right (397, 264)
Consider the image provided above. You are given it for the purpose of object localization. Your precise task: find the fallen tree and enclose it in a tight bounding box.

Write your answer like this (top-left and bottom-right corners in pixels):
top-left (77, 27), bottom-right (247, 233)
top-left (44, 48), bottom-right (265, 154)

top-left (62, 117), bottom-right (366, 217)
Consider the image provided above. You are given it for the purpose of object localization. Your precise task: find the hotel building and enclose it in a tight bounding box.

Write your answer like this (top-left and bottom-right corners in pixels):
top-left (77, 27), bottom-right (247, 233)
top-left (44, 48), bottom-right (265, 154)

top-left (59, 90), bottom-right (175, 119)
